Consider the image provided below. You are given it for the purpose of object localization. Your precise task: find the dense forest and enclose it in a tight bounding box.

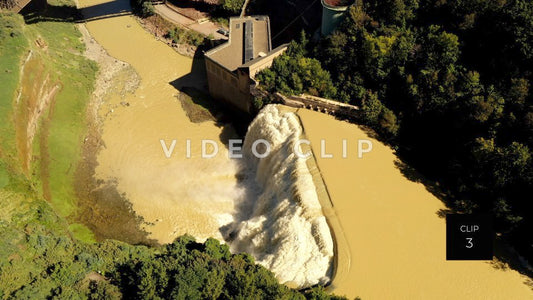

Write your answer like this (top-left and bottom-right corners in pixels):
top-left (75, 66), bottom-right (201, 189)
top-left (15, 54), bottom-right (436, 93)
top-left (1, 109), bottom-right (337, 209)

top-left (257, 0), bottom-right (533, 263)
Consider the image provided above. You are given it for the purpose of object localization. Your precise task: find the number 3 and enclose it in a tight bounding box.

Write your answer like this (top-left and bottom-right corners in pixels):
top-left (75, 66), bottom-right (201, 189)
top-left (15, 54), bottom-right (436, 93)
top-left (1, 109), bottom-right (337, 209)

top-left (466, 238), bottom-right (473, 248)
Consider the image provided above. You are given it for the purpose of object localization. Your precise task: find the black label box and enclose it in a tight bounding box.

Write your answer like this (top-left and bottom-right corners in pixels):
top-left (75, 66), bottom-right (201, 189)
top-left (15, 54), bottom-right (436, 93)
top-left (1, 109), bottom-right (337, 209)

top-left (446, 214), bottom-right (494, 260)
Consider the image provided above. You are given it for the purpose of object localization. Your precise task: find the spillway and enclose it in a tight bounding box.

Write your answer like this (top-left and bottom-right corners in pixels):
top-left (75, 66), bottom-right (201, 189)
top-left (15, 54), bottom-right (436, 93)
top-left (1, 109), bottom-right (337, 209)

top-left (228, 105), bottom-right (334, 288)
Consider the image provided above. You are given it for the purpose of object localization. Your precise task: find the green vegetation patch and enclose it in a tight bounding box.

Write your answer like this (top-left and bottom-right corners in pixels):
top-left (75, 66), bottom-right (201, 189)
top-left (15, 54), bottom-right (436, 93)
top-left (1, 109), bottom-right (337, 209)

top-left (0, 8), bottom-right (97, 242)
top-left (0, 12), bottom-right (28, 159)
top-left (167, 26), bottom-right (205, 47)
top-left (256, 33), bottom-right (337, 100)
top-left (25, 20), bottom-right (97, 221)
top-left (178, 87), bottom-right (221, 123)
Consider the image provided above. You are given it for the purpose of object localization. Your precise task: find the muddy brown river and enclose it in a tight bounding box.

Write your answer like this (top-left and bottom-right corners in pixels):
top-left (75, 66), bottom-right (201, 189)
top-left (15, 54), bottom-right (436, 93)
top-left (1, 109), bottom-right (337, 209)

top-left (298, 108), bottom-right (533, 299)
top-left (80, 0), bottom-right (242, 243)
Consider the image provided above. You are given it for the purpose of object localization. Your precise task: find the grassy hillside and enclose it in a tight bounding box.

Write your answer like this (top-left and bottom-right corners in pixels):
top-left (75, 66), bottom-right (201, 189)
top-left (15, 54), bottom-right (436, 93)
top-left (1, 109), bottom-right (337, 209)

top-left (0, 9), bottom-right (97, 242)
top-left (0, 13), bottom-right (27, 182)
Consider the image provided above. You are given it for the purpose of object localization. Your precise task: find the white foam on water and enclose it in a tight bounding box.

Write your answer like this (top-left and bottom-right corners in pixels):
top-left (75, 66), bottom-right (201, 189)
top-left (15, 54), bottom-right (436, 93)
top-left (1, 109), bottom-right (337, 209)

top-left (228, 105), bottom-right (334, 288)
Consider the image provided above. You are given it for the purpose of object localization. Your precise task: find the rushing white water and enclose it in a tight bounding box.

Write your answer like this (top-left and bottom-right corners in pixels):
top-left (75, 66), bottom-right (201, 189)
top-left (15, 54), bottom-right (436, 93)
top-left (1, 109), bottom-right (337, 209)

top-left (228, 105), bottom-right (334, 288)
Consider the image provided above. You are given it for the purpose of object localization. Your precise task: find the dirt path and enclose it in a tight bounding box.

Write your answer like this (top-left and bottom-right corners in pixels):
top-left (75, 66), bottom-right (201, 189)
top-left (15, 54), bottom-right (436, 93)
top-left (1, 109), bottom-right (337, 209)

top-left (14, 50), bottom-right (60, 175)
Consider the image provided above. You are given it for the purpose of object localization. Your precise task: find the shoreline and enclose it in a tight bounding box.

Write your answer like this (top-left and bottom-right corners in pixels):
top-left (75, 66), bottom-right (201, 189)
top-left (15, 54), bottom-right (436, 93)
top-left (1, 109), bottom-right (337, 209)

top-left (75, 23), bottom-right (156, 244)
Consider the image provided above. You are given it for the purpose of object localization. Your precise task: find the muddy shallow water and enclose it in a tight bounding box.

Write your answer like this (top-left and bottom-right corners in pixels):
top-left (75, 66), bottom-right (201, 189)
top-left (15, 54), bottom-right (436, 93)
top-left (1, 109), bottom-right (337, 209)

top-left (78, 0), bottom-right (242, 244)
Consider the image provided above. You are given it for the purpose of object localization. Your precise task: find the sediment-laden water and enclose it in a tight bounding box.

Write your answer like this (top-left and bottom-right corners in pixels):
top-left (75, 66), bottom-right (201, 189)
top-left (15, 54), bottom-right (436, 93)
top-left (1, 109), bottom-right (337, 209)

top-left (297, 108), bottom-right (533, 299)
top-left (80, 0), bottom-right (241, 243)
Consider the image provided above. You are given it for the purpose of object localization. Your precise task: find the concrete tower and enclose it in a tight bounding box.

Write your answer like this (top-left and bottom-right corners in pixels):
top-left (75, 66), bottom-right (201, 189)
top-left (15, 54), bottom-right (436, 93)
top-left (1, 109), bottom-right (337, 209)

top-left (321, 0), bottom-right (354, 36)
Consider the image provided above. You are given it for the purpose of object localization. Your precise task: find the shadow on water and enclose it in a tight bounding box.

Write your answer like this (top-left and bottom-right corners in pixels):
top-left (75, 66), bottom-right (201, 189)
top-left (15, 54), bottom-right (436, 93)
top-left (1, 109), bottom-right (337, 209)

top-left (491, 237), bottom-right (533, 290)
top-left (169, 56), bottom-right (207, 91)
top-left (23, 0), bottom-right (132, 24)
top-left (169, 47), bottom-right (252, 137)
top-left (393, 159), bottom-right (451, 209)
top-left (167, 47), bottom-right (260, 242)
top-left (393, 157), bottom-right (533, 287)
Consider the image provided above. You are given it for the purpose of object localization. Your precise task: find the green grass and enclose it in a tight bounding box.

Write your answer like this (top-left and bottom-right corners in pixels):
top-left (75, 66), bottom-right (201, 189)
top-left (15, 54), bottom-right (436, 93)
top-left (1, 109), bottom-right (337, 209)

top-left (68, 223), bottom-right (96, 243)
top-left (28, 21), bottom-right (97, 218)
top-left (210, 16), bottom-right (229, 28)
top-left (0, 167), bottom-right (8, 189)
top-left (0, 10), bottom-right (97, 242)
top-left (0, 13), bottom-right (28, 163)
top-left (30, 22), bottom-right (97, 238)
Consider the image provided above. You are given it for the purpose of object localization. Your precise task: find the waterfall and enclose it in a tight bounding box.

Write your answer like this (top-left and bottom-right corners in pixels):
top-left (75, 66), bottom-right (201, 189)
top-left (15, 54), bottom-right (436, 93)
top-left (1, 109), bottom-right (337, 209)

top-left (227, 105), bottom-right (334, 288)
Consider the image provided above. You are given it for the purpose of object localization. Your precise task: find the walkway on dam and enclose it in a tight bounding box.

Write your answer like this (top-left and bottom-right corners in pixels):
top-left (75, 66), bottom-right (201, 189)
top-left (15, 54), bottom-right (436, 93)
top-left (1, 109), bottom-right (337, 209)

top-left (153, 2), bottom-right (228, 40)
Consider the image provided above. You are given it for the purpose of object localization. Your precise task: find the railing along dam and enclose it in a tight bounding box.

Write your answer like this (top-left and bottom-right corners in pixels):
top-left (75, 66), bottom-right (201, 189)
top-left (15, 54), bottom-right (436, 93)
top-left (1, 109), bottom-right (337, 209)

top-left (273, 92), bottom-right (360, 119)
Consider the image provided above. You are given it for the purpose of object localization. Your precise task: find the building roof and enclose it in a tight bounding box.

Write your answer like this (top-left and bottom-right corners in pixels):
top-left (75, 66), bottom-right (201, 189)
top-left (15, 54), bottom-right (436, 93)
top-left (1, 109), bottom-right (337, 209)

top-left (322, 0), bottom-right (354, 7)
top-left (190, 0), bottom-right (220, 4)
top-left (205, 16), bottom-right (272, 72)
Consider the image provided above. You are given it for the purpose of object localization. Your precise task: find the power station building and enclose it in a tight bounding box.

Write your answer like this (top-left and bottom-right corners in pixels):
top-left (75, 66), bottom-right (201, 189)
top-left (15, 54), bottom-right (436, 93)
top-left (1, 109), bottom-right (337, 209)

top-left (320, 0), bottom-right (354, 35)
top-left (204, 16), bottom-right (288, 114)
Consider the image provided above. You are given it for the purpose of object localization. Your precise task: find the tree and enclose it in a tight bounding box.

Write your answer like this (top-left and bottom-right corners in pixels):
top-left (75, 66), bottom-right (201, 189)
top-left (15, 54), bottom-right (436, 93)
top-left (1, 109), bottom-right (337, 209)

top-left (256, 38), bottom-right (336, 99)
top-left (204, 238), bottom-right (231, 260)
top-left (88, 281), bottom-right (122, 300)
top-left (221, 0), bottom-right (245, 14)
top-left (364, 0), bottom-right (419, 26)
top-left (0, 0), bottom-right (17, 9)
top-left (361, 91), bottom-right (399, 137)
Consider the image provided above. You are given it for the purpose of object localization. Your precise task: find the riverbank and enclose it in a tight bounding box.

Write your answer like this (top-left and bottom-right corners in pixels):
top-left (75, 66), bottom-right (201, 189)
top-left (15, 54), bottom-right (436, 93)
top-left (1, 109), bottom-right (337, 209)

top-left (74, 23), bottom-right (157, 244)
top-left (297, 108), bottom-right (533, 299)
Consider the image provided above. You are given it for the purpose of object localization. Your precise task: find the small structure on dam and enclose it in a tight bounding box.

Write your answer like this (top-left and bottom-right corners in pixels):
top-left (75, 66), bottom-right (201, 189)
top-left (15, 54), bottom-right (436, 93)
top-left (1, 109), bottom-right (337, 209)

top-left (273, 92), bottom-right (359, 119)
top-left (321, 0), bottom-right (354, 35)
top-left (204, 16), bottom-right (288, 114)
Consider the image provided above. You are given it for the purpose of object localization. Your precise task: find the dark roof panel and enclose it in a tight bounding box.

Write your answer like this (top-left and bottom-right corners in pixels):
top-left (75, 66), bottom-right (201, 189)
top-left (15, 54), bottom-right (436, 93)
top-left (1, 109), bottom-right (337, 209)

top-left (244, 21), bottom-right (254, 63)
